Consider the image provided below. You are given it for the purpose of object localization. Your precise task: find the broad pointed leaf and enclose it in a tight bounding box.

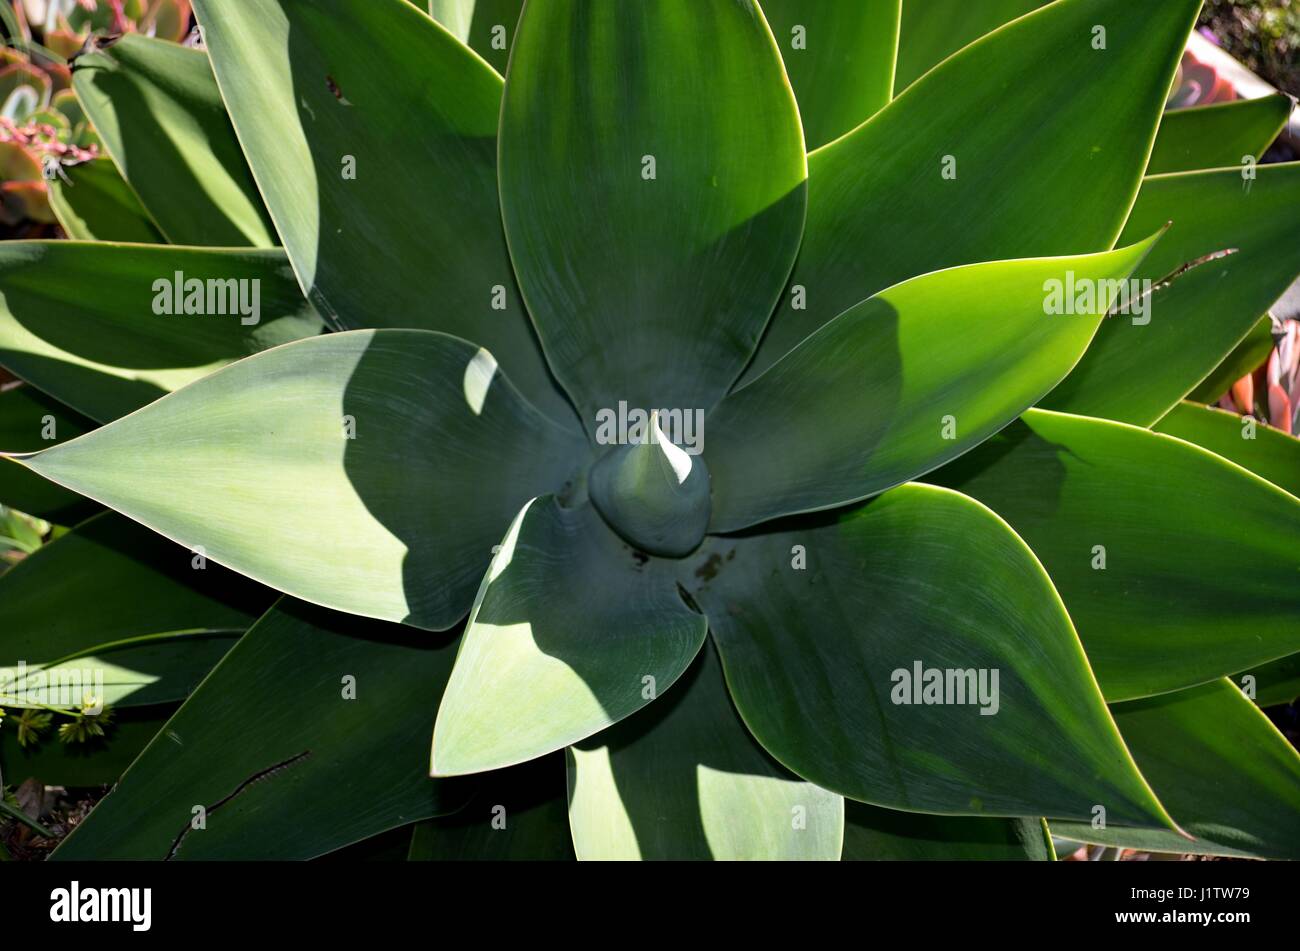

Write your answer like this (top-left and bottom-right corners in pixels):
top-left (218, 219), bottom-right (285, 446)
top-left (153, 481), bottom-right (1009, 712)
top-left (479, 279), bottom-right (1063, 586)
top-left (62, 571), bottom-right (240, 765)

top-left (191, 0), bottom-right (571, 423)
top-left (72, 34), bottom-right (276, 248)
top-left (6, 330), bottom-right (587, 630)
top-left (51, 600), bottom-right (466, 860)
top-left (1052, 679), bottom-right (1300, 860)
top-left (46, 157), bottom-right (164, 243)
top-left (1147, 96), bottom-right (1294, 175)
top-left (432, 498), bottom-right (706, 776)
top-left (1155, 401), bottom-right (1300, 498)
top-left (843, 806), bottom-right (1052, 861)
top-left (0, 511), bottom-right (268, 707)
top-left (934, 409), bottom-right (1300, 701)
top-left (893, 0), bottom-right (1046, 94)
top-left (690, 483), bottom-right (1173, 827)
top-left (760, 0), bottom-right (900, 150)
top-left (409, 754), bottom-right (572, 861)
top-left (746, 0), bottom-right (1198, 380)
top-left (0, 241), bottom-right (324, 423)
top-left (1043, 163), bottom-right (1300, 425)
top-left (0, 384), bottom-right (95, 522)
top-left (498, 0), bottom-right (806, 430)
top-left (567, 642), bottom-right (843, 860)
top-left (706, 239), bottom-right (1158, 532)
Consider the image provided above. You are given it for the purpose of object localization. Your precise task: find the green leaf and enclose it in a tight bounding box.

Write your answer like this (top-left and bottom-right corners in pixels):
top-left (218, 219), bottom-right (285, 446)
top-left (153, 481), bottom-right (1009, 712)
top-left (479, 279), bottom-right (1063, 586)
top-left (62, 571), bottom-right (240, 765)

top-left (690, 483), bottom-right (1172, 827)
top-left (706, 238), bottom-right (1159, 532)
top-left (934, 409), bottom-right (1300, 701)
top-left (71, 34), bottom-right (277, 248)
top-left (424, 0), bottom-right (476, 42)
top-left (1235, 654), bottom-right (1300, 708)
top-left (7, 330), bottom-right (588, 630)
top-left (1155, 401), bottom-right (1300, 498)
top-left (567, 642), bottom-right (843, 860)
top-left (1186, 314), bottom-right (1273, 406)
top-left (51, 600), bottom-right (467, 860)
top-left (1052, 680), bottom-right (1300, 859)
top-left (409, 754), bottom-right (572, 861)
top-left (462, 0), bottom-right (524, 76)
top-left (760, 0), bottom-right (900, 150)
top-left (46, 157), bottom-right (165, 243)
top-left (745, 0), bottom-right (1198, 380)
top-left (1, 705), bottom-right (170, 788)
top-left (423, 0), bottom-right (524, 76)
top-left (1043, 163), bottom-right (1300, 426)
top-left (432, 498), bottom-right (706, 776)
top-left (1147, 96), bottom-right (1293, 176)
top-left (0, 385), bottom-right (95, 523)
top-left (894, 0), bottom-right (1046, 94)
top-left (498, 0), bottom-right (806, 430)
top-left (190, 0), bottom-right (571, 424)
top-left (0, 241), bottom-right (324, 423)
top-left (843, 805), bottom-right (1052, 861)
top-left (0, 512), bottom-right (268, 707)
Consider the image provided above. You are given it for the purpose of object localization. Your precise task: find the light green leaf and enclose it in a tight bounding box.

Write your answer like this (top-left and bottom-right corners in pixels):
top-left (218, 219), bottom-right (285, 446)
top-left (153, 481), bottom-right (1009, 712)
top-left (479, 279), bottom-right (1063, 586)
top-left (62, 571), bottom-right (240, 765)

top-left (432, 498), bottom-right (706, 776)
top-left (844, 806), bottom-right (1052, 861)
top-left (1155, 401), bottom-right (1300, 498)
top-left (1052, 680), bottom-right (1300, 860)
top-left (0, 512), bottom-right (268, 708)
top-left (1148, 96), bottom-right (1293, 175)
top-left (934, 408), bottom-right (1300, 701)
top-left (746, 0), bottom-right (1197, 380)
top-left (409, 754), bottom-right (572, 861)
top-left (190, 0), bottom-right (571, 424)
top-left (498, 0), bottom-right (806, 430)
top-left (567, 642), bottom-right (843, 860)
top-left (46, 157), bottom-right (165, 243)
top-left (1043, 163), bottom-right (1300, 426)
top-left (690, 483), bottom-right (1172, 828)
top-left (894, 0), bottom-right (1046, 94)
top-left (706, 239), bottom-right (1159, 532)
top-left (51, 600), bottom-right (467, 860)
top-left (760, 0), bottom-right (900, 150)
top-left (72, 34), bottom-right (276, 248)
top-left (0, 241), bottom-right (324, 423)
top-left (0, 384), bottom-right (95, 523)
top-left (7, 330), bottom-right (587, 630)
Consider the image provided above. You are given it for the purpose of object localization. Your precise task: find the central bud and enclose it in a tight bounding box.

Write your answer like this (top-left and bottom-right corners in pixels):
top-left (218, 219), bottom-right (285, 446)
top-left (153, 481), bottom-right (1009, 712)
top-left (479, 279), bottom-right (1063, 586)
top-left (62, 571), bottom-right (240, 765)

top-left (588, 410), bottom-right (711, 558)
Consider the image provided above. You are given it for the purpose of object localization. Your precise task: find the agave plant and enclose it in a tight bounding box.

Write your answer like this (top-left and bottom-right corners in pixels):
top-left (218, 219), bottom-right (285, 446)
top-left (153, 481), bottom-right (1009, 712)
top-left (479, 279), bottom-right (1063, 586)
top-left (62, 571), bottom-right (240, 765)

top-left (0, 0), bottom-right (1299, 861)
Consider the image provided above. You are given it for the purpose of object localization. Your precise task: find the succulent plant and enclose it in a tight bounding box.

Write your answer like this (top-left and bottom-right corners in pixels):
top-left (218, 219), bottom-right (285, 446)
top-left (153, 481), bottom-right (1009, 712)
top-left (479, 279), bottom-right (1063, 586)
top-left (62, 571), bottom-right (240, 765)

top-left (0, 0), bottom-right (1299, 861)
top-left (0, 0), bottom-right (192, 229)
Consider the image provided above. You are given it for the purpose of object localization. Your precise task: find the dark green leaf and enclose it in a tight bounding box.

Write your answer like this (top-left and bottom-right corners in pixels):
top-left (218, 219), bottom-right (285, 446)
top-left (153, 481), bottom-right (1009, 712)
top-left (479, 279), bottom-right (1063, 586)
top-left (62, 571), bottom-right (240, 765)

top-left (51, 600), bottom-right (467, 860)
top-left (499, 0), bottom-right (806, 429)
top-left (934, 409), bottom-right (1300, 701)
top-left (761, 0), bottom-right (900, 150)
top-left (691, 483), bottom-right (1173, 827)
